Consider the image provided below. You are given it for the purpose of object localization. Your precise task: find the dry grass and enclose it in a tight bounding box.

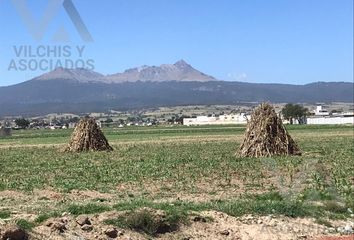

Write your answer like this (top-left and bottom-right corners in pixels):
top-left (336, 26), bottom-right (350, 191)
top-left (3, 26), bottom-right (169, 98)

top-left (65, 117), bottom-right (113, 152)
top-left (239, 103), bottom-right (301, 157)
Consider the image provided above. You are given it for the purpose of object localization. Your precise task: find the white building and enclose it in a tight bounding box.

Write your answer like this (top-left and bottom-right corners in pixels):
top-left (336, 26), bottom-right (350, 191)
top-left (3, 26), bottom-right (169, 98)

top-left (314, 106), bottom-right (330, 116)
top-left (308, 105), bottom-right (354, 125)
top-left (307, 116), bottom-right (354, 125)
top-left (183, 113), bottom-right (248, 126)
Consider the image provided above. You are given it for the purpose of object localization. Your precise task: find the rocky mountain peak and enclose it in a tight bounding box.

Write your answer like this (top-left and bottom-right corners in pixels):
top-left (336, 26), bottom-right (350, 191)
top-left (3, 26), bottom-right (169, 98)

top-left (174, 59), bottom-right (191, 68)
top-left (106, 60), bottom-right (216, 82)
top-left (31, 60), bottom-right (216, 83)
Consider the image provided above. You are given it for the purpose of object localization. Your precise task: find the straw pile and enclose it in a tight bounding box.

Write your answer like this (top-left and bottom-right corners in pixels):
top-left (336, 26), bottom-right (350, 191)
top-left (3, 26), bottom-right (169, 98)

top-left (238, 103), bottom-right (301, 157)
top-left (64, 117), bottom-right (113, 152)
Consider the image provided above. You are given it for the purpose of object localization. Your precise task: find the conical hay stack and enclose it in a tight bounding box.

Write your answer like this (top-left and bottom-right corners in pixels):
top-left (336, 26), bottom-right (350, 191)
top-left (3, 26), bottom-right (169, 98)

top-left (65, 117), bottom-right (113, 152)
top-left (238, 103), bottom-right (301, 157)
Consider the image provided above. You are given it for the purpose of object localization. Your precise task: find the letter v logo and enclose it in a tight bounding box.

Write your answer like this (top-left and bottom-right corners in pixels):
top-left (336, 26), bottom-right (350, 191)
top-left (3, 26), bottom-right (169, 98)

top-left (11, 0), bottom-right (93, 42)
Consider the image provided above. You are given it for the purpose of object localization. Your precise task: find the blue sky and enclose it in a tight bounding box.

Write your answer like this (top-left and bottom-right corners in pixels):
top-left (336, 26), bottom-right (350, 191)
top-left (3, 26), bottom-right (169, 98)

top-left (0, 0), bottom-right (353, 86)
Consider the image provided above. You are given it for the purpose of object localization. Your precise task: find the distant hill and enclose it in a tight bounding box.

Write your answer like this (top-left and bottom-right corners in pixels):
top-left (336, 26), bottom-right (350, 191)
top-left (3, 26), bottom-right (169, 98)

top-left (33, 60), bottom-right (216, 83)
top-left (106, 60), bottom-right (216, 82)
top-left (0, 61), bottom-right (353, 116)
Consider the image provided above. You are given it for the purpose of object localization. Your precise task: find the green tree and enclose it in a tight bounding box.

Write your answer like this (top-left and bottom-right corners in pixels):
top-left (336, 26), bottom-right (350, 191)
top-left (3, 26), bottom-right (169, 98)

top-left (15, 118), bottom-right (30, 129)
top-left (282, 104), bottom-right (308, 124)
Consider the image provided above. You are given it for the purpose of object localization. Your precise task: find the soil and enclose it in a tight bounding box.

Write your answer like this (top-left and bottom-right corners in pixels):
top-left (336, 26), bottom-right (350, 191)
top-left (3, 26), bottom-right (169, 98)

top-left (1, 209), bottom-right (353, 240)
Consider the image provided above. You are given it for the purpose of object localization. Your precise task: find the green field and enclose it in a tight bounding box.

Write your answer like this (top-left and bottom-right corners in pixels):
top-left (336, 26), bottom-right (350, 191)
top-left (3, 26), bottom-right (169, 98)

top-left (0, 124), bottom-right (353, 234)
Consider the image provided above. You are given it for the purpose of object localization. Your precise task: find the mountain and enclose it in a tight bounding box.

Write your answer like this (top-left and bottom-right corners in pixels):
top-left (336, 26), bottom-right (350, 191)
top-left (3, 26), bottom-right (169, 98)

top-left (0, 62), bottom-right (353, 117)
top-left (34, 67), bottom-right (104, 83)
top-left (105, 60), bottom-right (216, 82)
top-left (31, 60), bottom-right (216, 83)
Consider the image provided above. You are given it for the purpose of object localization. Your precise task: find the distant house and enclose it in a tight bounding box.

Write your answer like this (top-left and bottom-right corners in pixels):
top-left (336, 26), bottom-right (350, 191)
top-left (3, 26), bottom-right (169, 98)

top-left (314, 106), bottom-right (330, 116)
top-left (183, 113), bottom-right (248, 126)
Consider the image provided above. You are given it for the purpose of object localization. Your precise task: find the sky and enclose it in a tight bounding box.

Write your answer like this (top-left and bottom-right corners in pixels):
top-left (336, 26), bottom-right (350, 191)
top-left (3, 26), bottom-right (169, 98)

top-left (0, 0), bottom-right (353, 86)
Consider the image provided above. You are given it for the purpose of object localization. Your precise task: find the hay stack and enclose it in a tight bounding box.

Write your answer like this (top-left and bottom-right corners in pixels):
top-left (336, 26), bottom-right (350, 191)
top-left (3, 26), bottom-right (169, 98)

top-left (238, 103), bottom-right (301, 157)
top-left (65, 117), bottom-right (113, 152)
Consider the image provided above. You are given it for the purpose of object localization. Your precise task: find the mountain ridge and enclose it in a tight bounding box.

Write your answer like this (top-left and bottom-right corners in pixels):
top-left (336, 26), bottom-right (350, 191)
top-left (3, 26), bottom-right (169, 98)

top-left (0, 61), bottom-right (353, 117)
top-left (31, 60), bottom-right (216, 83)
